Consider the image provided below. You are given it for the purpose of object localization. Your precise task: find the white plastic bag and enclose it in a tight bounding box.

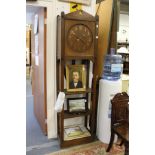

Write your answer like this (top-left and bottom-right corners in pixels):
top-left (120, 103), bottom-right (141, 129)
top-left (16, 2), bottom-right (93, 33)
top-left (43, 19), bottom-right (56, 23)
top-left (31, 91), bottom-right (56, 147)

top-left (55, 92), bottom-right (65, 112)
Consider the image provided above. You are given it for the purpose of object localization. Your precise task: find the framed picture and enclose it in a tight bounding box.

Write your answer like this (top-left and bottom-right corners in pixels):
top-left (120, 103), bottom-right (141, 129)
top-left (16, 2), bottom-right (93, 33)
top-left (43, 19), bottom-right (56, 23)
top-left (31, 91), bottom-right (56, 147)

top-left (67, 97), bottom-right (87, 113)
top-left (66, 64), bottom-right (86, 92)
top-left (58, 0), bottom-right (91, 5)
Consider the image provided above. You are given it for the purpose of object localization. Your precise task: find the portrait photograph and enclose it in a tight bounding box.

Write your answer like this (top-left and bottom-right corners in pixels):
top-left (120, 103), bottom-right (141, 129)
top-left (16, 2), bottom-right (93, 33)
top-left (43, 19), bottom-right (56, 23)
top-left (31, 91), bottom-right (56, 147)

top-left (66, 64), bottom-right (86, 92)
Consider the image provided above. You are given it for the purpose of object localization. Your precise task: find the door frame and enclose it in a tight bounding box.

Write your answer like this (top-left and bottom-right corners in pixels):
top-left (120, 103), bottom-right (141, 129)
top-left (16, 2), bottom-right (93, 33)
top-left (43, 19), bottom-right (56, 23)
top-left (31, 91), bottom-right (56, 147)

top-left (26, 1), bottom-right (57, 138)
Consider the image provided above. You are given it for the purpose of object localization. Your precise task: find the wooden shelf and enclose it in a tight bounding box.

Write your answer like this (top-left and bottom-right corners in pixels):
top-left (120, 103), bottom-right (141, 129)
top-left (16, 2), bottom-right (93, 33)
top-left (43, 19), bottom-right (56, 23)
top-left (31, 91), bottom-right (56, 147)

top-left (61, 136), bottom-right (93, 148)
top-left (57, 56), bottom-right (95, 62)
top-left (57, 88), bottom-right (93, 95)
top-left (64, 110), bottom-right (91, 119)
top-left (122, 52), bottom-right (129, 54)
top-left (64, 56), bottom-right (95, 62)
top-left (117, 42), bottom-right (129, 46)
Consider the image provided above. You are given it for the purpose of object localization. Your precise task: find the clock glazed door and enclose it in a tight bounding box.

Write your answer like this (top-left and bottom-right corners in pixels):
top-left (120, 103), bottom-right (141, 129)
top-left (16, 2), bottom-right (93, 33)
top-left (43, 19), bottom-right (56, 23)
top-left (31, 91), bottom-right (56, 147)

top-left (31, 7), bottom-right (47, 135)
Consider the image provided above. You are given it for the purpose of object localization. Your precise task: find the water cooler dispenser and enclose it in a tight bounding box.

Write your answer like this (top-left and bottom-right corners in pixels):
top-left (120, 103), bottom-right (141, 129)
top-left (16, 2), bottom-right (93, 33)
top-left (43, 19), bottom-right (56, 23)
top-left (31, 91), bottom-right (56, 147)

top-left (97, 49), bottom-right (123, 144)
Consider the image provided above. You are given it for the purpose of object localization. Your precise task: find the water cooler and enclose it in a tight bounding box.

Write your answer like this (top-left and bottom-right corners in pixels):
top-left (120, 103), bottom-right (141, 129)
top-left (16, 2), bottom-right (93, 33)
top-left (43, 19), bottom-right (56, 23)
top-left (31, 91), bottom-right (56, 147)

top-left (97, 79), bottom-right (122, 143)
top-left (97, 48), bottom-right (123, 144)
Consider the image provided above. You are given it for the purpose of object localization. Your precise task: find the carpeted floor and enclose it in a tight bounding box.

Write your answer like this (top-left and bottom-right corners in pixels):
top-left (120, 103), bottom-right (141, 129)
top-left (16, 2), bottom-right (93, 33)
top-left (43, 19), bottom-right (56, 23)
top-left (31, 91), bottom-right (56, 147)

top-left (26, 78), bottom-right (60, 155)
top-left (47, 141), bottom-right (124, 155)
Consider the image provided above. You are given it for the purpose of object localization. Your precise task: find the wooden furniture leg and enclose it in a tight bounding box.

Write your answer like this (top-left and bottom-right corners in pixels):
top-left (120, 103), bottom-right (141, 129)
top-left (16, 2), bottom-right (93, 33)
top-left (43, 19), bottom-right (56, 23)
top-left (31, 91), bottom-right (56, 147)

top-left (106, 130), bottom-right (114, 152)
top-left (125, 142), bottom-right (129, 155)
top-left (120, 139), bottom-right (124, 146)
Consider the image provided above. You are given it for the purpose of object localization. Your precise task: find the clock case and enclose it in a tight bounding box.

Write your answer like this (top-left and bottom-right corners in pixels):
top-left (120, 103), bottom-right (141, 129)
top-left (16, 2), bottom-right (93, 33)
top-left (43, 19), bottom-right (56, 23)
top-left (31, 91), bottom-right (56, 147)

top-left (57, 10), bottom-right (98, 61)
top-left (56, 10), bottom-right (99, 148)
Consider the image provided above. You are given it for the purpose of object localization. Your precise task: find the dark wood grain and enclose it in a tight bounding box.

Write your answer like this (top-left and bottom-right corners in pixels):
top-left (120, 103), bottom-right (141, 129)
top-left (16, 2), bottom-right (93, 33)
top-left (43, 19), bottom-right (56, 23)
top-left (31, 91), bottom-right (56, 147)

top-left (107, 92), bottom-right (129, 154)
top-left (108, 0), bottom-right (118, 52)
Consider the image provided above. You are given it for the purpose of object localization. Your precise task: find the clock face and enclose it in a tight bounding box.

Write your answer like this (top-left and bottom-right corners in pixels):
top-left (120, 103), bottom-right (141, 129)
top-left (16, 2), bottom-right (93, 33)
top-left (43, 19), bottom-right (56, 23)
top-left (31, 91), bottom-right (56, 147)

top-left (67, 24), bottom-right (93, 52)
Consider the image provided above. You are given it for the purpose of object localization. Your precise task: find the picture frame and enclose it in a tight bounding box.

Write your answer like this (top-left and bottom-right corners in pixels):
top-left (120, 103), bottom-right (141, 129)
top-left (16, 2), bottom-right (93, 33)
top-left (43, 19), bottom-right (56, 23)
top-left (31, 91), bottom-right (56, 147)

top-left (66, 64), bottom-right (87, 92)
top-left (67, 97), bottom-right (87, 113)
top-left (58, 0), bottom-right (91, 6)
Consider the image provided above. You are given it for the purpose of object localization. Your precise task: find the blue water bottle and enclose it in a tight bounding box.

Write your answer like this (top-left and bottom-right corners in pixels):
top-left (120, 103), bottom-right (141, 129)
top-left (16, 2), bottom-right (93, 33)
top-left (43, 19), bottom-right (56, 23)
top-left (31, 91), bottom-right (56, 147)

top-left (102, 48), bottom-right (123, 81)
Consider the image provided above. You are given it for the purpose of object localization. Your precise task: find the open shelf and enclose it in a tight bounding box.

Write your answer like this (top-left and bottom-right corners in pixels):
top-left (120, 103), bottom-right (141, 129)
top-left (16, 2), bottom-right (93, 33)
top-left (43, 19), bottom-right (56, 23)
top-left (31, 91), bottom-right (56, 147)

top-left (64, 126), bottom-right (91, 141)
top-left (117, 42), bottom-right (129, 46)
top-left (64, 110), bottom-right (91, 119)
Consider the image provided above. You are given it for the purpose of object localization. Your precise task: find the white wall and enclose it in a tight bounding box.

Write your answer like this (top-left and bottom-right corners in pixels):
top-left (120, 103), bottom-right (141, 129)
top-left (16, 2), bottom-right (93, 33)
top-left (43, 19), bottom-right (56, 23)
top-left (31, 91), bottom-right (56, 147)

top-left (55, 0), bottom-right (96, 16)
top-left (26, 0), bottom-right (96, 139)
top-left (26, 13), bottom-right (34, 25)
top-left (117, 14), bottom-right (129, 42)
top-left (119, 14), bottom-right (129, 26)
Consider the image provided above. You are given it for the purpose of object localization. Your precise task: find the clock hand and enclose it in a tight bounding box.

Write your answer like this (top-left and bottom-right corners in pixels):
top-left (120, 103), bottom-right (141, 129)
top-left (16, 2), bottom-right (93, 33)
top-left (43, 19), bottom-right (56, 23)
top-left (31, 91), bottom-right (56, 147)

top-left (76, 33), bottom-right (88, 44)
top-left (72, 32), bottom-right (85, 44)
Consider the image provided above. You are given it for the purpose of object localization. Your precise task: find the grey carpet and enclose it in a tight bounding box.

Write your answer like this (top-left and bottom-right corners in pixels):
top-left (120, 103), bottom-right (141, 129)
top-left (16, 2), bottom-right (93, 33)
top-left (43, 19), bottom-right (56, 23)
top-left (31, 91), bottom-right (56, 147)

top-left (26, 78), bottom-right (60, 155)
top-left (26, 78), bottom-right (32, 97)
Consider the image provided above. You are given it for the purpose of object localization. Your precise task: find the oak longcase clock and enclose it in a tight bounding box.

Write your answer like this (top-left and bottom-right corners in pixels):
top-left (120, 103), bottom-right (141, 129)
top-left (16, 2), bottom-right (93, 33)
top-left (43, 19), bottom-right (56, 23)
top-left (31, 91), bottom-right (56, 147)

top-left (56, 10), bottom-right (99, 148)
top-left (57, 10), bottom-right (99, 61)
